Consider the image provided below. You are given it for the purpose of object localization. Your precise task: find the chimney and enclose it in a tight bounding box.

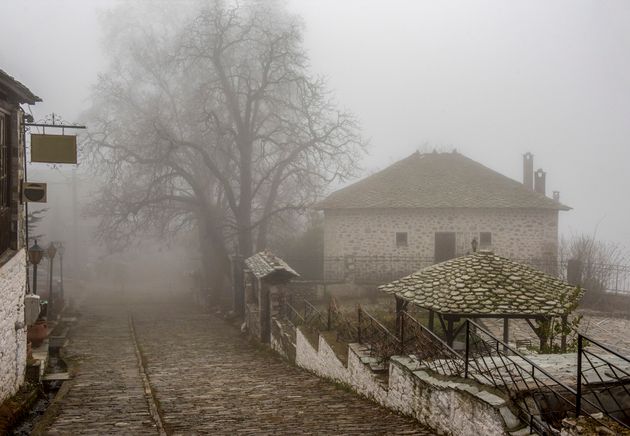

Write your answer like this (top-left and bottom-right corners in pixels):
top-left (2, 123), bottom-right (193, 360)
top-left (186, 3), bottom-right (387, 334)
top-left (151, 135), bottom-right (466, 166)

top-left (523, 152), bottom-right (534, 190)
top-left (534, 168), bottom-right (546, 195)
top-left (553, 191), bottom-right (560, 202)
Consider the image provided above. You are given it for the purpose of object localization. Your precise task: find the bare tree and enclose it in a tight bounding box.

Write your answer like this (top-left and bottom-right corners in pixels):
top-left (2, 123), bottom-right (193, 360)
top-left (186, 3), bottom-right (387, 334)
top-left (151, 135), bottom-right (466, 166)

top-left (560, 232), bottom-right (627, 293)
top-left (84, 1), bottom-right (362, 296)
top-left (179, 0), bottom-right (362, 256)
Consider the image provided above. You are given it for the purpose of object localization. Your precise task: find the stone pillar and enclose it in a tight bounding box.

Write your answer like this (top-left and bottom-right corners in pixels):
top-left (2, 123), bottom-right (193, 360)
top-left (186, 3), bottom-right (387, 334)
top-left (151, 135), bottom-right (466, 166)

top-left (259, 281), bottom-right (271, 343)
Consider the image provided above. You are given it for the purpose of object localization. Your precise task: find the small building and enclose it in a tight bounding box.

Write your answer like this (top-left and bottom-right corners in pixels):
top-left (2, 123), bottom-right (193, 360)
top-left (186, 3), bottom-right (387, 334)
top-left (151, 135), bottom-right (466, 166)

top-left (316, 151), bottom-right (570, 282)
top-left (0, 68), bottom-right (41, 404)
top-left (244, 251), bottom-right (299, 343)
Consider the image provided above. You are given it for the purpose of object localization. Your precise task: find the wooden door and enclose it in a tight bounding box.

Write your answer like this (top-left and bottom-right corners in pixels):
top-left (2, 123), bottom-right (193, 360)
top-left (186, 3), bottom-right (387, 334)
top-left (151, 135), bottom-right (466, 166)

top-left (434, 232), bottom-right (456, 263)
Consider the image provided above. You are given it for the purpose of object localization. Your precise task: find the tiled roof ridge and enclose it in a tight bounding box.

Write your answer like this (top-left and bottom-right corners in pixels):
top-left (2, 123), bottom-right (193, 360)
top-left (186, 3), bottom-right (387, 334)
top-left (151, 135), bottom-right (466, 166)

top-left (315, 151), bottom-right (570, 211)
top-left (245, 250), bottom-right (299, 280)
top-left (380, 252), bottom-right (580, 316)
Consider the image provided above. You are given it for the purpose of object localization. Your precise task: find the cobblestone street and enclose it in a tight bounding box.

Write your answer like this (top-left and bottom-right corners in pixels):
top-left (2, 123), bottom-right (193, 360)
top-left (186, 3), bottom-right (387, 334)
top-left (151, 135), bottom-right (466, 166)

top-left (43, 292), bottom-right (434, 435)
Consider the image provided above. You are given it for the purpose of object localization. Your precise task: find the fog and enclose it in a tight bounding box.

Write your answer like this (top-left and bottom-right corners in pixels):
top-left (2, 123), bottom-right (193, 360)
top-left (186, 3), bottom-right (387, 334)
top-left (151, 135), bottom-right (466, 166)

top-left (1, 0), bottom-right (629, 257)
top-left (4, 5), bottom-right (630, 433)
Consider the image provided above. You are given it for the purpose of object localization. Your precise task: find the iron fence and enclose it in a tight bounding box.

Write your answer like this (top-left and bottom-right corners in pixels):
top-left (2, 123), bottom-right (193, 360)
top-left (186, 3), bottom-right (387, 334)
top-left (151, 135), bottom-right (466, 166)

top-left (276, 297), bottom-right (629, 433)
top-left (357, 306), bottom-right (401, 365)
top-left (457, 321), bottom-right (623, 434)
top-left (328, 297), bottom-right (358, 343)
top-left (281, 296), bottom-right (326, 332)
top-left (577, 334), bottom-right (630, 430)
top-left (400, 311), bottom-right (465, 377)
top-left (320, 255), bottom-right (630, 293)
top-left (281, 299), bottom-right (305, 327)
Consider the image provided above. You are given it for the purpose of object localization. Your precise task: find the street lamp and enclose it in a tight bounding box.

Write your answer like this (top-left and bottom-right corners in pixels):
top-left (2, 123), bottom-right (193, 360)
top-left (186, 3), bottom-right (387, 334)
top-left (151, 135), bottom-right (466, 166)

top-left (28, 240), bottom-right (44, 295)
top-left (47, 242), bottom-right (57, 318)
top-left (57, 242), bottom-right (65, 302)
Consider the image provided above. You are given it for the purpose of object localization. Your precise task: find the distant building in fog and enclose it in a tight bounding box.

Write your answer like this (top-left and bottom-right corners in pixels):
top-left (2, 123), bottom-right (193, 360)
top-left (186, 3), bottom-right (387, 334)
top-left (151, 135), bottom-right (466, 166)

top-left (0, 68), bottom-right (40, 404)
top-left (316, 151), bottom-right (570, 282)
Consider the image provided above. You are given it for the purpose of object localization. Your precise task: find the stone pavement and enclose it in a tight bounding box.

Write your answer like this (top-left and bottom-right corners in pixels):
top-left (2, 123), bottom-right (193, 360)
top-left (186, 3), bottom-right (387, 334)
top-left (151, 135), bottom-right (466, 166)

top-left (43, 304), bottom-right (158, 435)
top-left (43, 294), bottom-right (435, 435)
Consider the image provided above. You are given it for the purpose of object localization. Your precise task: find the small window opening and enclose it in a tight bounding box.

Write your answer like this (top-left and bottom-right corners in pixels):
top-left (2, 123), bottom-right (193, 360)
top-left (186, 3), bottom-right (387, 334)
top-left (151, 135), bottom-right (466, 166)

top-left (480, 232), bottom-right (492, 247)
top-left (396, 232), bottom-right (408, 248)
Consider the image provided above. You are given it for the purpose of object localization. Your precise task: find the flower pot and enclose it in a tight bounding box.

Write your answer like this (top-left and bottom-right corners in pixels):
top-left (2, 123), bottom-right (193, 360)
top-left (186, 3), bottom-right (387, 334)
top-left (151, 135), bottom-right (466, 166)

top-left (27, 320), bottom-right (48, 347)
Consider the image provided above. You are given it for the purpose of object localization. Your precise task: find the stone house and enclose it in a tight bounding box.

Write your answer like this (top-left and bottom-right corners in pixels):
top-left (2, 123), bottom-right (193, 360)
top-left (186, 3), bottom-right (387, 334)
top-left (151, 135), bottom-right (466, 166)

top-left (316, 151), bottom-right (569, 282)
top-left (0, 69), bottom-right (40, 404)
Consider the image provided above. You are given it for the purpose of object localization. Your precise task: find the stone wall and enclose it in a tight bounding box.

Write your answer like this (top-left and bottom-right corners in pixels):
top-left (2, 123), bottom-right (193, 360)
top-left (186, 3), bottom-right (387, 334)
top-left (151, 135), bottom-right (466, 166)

top-left (324, 207), bottom-right (559, 262)
top-left (289, 326), bottom-right (521, 435)
top-left (0, 249), bottom-right (27, 405)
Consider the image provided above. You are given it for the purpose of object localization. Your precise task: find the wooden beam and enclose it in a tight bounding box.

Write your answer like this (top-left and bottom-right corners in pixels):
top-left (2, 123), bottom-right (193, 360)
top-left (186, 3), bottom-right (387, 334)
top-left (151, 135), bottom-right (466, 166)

top-left (428, 310), bottom-right (435, 332)
top-left (437, 313), bottom-right (448, 336)
top-left (446, 318), bottom-right (455, 347)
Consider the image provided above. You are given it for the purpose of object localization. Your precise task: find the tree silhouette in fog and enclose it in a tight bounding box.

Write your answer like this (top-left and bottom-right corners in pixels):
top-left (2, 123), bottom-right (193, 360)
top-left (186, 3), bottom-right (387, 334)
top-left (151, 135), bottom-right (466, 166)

top-left (84, 0), bottom-right (362, 297)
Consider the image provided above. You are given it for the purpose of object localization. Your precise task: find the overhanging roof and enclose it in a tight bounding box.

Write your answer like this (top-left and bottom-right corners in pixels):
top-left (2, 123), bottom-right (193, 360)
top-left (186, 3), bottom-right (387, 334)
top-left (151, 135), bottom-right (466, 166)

top-left (316, 151), bottom-right (570, 211)
top-left (379, 251), bottom-right (581, 317)
top-left (245, 251), bottom-right (299, 282)
top-left (0, 68), bottom-right (41, 105)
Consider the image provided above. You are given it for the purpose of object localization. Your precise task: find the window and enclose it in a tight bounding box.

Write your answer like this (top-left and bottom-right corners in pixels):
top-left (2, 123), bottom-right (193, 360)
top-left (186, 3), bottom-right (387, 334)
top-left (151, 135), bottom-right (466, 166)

top-left (480, 232), bottom-right (492, 247)
top-left (0, 113), bottom-right (10, 255)
top-left (396, 232), bottom-right (408, 248)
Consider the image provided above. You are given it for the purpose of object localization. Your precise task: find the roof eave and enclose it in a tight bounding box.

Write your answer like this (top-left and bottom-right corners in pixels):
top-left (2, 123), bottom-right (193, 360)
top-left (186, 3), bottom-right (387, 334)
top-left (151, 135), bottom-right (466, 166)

top-left (0, 71), bottom-right (41, 105)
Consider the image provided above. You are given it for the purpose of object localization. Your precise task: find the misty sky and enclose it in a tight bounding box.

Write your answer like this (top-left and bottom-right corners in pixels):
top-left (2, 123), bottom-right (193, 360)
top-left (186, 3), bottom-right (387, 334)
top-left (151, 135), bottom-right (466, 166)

top-left (1, 0), bottom-right (629, 253)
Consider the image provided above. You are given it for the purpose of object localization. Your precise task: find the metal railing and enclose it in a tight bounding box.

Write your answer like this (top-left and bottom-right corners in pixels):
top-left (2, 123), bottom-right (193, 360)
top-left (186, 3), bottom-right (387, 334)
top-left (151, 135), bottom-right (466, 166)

top-left (327, 297), bottom-right (358, 343)
top-left (281, 298), bottom-right (305, 327)
top-left (357, 306), bottom-right (401, 365)
top-left (577, 334), bottom-right (630, 429)
top-left (281, 296), bottom-right (326, 331)
top-left (276, 298), bottom-right (629, 432)
top-left (318, 255), bottom-right (630, 293)
top-left (400, 311), bottom-right (466, 377)
top-left (460, 321), bottom-right (585, 433)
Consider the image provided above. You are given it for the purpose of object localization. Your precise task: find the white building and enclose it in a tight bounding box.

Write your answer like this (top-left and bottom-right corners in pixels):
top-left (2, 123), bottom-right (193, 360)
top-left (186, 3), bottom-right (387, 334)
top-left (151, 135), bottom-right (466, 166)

top-left (316, 151), bottom-right (569, 283)
top-left (0, 69), bottom-right (40, 404)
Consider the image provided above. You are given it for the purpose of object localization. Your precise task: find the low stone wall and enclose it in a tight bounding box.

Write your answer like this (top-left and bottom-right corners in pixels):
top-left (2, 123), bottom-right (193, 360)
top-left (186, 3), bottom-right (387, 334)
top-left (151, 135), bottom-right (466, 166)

top-left (270, 318), bottom-right (296, 362)
top-left (287, 325), bottom-right (521, 435)
top-left (0, 250), bottom-right (27, 405)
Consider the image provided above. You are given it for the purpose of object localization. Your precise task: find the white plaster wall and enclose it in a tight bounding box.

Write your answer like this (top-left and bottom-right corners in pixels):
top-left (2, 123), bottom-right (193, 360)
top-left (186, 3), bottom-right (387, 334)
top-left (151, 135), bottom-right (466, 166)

top-left (294, 327), bottom-right (513, 435)
top-left (0, 249), bottom-right (27, 405)
top-left (324, 208), bottom-right (559, 261)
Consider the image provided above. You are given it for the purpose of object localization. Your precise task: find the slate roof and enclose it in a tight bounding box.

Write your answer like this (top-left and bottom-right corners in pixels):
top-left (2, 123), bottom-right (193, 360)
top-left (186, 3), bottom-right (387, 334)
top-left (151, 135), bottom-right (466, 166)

top-left (379, 251), bottom-right (580, 317)
top-left (316, 151), bottom-right (570, 210)
top-left (245, 251), bottom-right (299, 281)
top-left (0, 69), bottom-right (41, 105)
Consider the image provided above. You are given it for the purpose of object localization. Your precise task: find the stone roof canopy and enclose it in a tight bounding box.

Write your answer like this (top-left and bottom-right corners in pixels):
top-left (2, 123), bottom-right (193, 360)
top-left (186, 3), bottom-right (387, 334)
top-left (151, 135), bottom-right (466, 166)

top-left (316, 151), bottom-right (570, 211)
top-left (245, 251), bottom-right (299, 281)
top-left (379, 251), bottom-right (580, 317)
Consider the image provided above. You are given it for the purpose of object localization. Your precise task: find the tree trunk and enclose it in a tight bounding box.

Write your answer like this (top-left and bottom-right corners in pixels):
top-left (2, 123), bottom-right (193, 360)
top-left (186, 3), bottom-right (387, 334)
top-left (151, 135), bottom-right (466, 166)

top-left (237, 136), bottom-right (254, 258)
top-left (197, 212), bottom-right (231, 307)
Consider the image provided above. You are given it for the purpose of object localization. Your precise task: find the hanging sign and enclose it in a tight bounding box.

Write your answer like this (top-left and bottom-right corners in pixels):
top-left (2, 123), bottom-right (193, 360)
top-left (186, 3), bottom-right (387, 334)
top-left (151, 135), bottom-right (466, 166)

top-left (30, 134), bottom-right (77, 164)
